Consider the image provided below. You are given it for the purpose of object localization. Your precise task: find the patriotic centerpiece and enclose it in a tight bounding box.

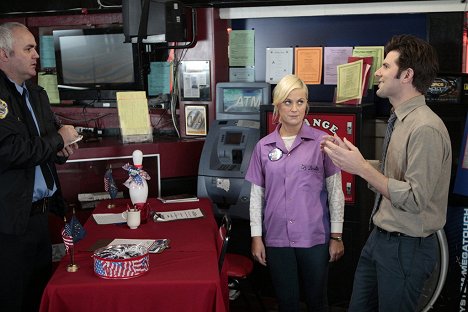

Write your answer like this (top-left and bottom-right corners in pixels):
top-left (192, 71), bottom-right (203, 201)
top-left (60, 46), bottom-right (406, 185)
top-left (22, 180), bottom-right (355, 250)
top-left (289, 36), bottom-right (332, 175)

top-left (93, 244), bottom-right (150, 279)
top-left (122, 150), bottom-right (151, 223)
top-left (122, 150), bottom-right (151, 205)
top-left (122, 162), bottom-right (151, 195)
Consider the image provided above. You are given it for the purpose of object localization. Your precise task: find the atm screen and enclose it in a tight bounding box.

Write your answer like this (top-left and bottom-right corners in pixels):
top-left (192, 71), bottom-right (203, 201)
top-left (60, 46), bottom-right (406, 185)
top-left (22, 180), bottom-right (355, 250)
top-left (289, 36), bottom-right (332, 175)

top-left (215, 82), bottom-right (270, 121)
top-left (225, 132), bottom-right (242, 145)
top-left (222, 88), bottom-right (263, 113)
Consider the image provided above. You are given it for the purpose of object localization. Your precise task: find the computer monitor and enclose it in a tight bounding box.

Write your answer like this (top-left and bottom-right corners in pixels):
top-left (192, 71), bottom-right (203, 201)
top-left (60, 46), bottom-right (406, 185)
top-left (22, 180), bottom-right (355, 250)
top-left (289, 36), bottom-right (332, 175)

top-left (215, 82), bottom-right (271, 121)
top-left (59, 154), bottom-right (161, 209)
top-left (53, 27), bottom-right (140, 104)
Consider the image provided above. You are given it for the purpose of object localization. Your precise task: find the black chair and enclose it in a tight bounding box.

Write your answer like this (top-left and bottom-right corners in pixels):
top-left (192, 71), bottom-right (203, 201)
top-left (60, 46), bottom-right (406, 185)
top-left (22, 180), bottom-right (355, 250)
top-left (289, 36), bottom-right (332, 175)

top-left (218, 213), bottom-right (232, 273)
top-left (218, 214), bottom-right (266, 312)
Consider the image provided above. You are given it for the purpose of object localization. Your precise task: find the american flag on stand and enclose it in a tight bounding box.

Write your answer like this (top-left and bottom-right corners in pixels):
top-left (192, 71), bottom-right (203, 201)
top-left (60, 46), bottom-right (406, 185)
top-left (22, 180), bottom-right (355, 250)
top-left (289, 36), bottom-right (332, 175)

top-left (69, 214), bottom-right (86, 242)
top-left (94, 256), bottom-right (149, 278)
top-left (61, 222), bottom-right (74, 254)
top-left (104, 168), bottom-right (119, 199)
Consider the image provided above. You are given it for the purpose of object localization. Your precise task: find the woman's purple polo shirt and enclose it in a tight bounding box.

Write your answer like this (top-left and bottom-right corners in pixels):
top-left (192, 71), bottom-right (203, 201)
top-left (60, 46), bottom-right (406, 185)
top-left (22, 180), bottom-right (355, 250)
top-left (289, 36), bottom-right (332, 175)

top-left (245, 123), bottom-right (340, 248)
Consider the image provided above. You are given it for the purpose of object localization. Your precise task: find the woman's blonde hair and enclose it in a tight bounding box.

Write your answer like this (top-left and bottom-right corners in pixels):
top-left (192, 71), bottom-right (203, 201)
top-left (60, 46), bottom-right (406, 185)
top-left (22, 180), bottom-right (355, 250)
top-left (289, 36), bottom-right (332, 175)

top-left (272, 74), bottom-right (309, 122)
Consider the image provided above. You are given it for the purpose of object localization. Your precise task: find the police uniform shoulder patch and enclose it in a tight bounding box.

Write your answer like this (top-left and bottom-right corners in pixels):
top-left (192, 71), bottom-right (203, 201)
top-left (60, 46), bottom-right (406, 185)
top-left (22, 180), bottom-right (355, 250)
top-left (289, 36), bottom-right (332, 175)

top-left (0, 99), bottom-right (8, 119)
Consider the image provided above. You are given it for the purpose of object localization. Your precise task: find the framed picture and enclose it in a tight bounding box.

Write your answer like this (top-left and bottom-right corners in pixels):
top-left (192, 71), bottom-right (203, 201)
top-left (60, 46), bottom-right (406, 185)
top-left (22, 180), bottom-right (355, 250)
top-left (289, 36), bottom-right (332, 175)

top-left (179, 61), bottom-right (211, 101)
top-left (184, 104), bottom-right (208, 136)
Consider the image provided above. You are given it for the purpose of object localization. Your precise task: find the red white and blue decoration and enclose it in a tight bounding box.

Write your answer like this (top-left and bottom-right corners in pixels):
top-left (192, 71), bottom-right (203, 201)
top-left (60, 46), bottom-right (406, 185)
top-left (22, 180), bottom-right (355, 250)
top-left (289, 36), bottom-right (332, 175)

top-left (122, 150), bottom-right (151, 206)
top-left (122, 163), bottom-right (151, 187)
top-left (61, 222), bottom-right (74, 254)
top-left (93, 244), bottom-right (150, 279)
top-left (61, 214), bottom-right (86, 249)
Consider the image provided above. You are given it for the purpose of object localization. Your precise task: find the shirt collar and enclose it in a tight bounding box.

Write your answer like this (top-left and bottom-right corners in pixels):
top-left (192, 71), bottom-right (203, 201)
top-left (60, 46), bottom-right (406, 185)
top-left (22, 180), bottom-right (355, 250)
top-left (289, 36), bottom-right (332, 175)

top-left (8, 77), bottom-right (27, 96)
top-left (394, 94), bottom-right (426, 122)
top-left (263, 121), bottom-right (319, 147)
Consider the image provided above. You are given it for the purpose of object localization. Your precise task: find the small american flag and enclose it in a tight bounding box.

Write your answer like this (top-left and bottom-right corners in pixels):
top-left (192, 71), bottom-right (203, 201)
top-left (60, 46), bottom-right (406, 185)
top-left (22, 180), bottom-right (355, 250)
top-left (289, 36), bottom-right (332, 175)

top-left (104, 168), bottom-right (119, 199)
top-left (61, 223), bottom-right (74, 254)
top-left (94, 256), bottom-right (149, 278)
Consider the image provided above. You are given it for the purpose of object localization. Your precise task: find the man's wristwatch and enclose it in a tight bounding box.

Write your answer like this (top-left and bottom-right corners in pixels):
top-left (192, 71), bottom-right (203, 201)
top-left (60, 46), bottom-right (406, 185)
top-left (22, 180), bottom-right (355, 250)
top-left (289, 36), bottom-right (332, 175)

top-left (330, 236), bottom-right (343, 242)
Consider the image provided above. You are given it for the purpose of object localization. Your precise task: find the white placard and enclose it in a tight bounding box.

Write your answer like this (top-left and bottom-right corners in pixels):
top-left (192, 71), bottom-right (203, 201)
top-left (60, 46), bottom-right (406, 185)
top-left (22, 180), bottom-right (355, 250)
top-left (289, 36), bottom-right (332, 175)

top-left (154, 208), bottom-right (204, 222)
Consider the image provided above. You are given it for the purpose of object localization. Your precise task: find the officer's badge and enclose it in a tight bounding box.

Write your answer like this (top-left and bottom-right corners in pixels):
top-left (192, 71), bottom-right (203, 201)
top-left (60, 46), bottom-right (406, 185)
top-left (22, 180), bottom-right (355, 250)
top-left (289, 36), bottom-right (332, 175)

top-left (0, 99), bottom-right (8, 119)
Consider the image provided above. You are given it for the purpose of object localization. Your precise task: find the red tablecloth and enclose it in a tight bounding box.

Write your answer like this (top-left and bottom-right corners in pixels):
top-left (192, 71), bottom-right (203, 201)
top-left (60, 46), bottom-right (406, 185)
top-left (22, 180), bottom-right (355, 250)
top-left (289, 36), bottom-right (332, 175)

top-left (40, 198), bottom-right (228, 312)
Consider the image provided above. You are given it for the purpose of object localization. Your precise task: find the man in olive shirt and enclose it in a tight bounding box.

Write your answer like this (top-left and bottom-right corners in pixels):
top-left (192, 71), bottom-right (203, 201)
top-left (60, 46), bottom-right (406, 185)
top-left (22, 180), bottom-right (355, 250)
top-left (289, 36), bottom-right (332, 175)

top-left (321, 34), bottom-right (451, 311)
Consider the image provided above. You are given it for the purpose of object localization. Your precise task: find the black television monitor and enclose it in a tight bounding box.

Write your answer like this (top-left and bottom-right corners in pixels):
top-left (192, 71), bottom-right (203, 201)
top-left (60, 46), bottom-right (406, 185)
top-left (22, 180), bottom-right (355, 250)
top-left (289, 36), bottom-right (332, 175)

top-left (215, 82), bottom-right (271, 121)
top-left (122, 0), bottom-right (165, 43)
top-left (53, 27), bottom-right (141, 105)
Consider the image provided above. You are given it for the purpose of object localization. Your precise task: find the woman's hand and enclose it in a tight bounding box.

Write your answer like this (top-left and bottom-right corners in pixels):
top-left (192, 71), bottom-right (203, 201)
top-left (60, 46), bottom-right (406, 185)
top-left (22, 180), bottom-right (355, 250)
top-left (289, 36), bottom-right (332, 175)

top-left (329, 239), bottom-right (344, 262)
top-left (251, 236), bottom-right (267, 266)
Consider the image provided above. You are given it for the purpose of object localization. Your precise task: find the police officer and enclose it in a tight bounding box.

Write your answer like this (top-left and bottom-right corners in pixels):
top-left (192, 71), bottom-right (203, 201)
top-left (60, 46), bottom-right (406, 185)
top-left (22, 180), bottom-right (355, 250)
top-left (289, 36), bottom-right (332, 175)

top-left (0, 22), bottom-right (80, 311)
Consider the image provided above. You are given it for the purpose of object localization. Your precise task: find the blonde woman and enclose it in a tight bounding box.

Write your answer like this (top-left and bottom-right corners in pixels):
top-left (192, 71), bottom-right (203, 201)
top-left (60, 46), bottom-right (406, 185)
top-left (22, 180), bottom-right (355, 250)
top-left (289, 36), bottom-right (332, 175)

top-left (246, 74), bottom-right (345, 311)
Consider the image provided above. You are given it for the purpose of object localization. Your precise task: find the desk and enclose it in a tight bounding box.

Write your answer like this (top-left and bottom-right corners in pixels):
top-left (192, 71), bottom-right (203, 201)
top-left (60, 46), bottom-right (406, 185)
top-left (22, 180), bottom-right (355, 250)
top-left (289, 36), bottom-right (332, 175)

top-left (49, 136), bottom-right (205, 245)
top-left (40, 198), bottom-right (228, 312)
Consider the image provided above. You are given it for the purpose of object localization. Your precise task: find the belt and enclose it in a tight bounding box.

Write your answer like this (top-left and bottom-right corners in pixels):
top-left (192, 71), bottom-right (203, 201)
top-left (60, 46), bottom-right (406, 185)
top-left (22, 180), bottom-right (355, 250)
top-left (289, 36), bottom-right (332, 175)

top-left (30, 198), bottom-right (49, 216)
top-left (375, 226), bottom-right (435, 239)
top-left (376, 226), bottom-right (412, 238)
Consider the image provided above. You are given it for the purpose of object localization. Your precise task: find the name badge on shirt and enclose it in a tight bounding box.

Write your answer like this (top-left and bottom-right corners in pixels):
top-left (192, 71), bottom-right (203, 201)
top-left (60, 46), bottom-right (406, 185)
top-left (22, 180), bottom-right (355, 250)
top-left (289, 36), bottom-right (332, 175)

top-left (268, 148), bottom-right (283, 161)
top-left (0, 99), bottom-right (8, 119)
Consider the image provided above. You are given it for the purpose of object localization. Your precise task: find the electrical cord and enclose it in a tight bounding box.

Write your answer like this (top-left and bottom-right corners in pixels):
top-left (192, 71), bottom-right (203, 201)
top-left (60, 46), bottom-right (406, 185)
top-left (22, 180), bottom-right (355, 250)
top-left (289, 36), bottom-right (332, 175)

top-left (170, 45), bottom-right (183, 138)
top-left (54, 112), bottom-right (114, 124)
top-left (96, 0), bottom-right (122, 9)
top-left (151, 108), bottom-right (168, 129)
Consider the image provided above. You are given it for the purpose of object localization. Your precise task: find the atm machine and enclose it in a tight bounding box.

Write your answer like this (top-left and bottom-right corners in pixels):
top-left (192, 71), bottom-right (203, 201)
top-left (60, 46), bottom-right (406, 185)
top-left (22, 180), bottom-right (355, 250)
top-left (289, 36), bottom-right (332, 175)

top-left (197, 82), bottom-right (271, 219)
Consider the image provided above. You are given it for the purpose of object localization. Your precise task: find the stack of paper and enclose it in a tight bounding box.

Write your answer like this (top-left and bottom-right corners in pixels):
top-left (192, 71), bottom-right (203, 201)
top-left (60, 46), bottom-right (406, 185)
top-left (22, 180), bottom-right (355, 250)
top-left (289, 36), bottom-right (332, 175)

top-left (116, 91), bottom-right (153, 143)
top-left (335, 46), bottom-right (384, 105)
top-left (93, 213), bottom-right (126, 225)
top-left (336, 58), bottom-right (372, 105)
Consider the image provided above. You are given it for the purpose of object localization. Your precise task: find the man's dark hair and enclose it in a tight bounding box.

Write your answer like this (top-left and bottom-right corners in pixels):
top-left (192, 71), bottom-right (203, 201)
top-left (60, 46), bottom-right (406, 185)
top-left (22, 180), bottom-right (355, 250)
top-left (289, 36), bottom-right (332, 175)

top-left (385, 34), bottom-right (439, 94)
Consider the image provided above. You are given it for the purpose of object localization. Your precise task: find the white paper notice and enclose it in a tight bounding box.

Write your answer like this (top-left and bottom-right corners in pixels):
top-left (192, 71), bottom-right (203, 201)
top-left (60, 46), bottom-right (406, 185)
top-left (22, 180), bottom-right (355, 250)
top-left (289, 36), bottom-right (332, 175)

top-left (265, 47), bottom-right (294, 84)
top-left (154, 208), bottom-right (204, 222)
top-left (323, 47), bottom-right (353, 85)
top-left (183, 73), bottom-right (201, 98)
top-left (93, 213), bottom-right (126, 225)
top-left (230, 67), bottom-right (255, 82)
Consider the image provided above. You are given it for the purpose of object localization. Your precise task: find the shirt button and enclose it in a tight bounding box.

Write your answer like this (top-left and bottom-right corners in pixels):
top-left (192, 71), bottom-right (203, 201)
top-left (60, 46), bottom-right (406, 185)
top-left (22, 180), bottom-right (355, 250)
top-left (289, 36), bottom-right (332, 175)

top-left (289, 219), bottom-right (294, 224)
top-left (291, 241), bottom-right (295, 245)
